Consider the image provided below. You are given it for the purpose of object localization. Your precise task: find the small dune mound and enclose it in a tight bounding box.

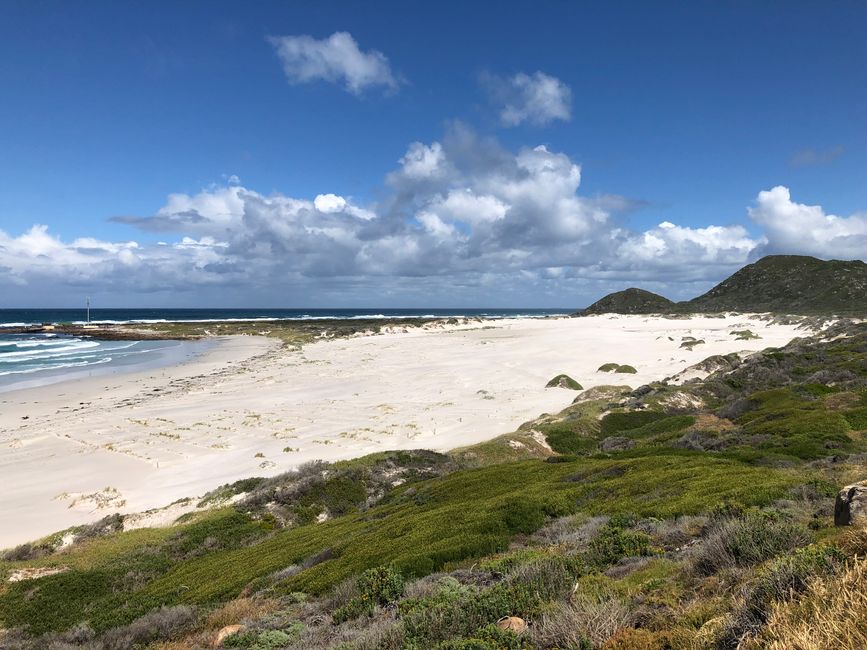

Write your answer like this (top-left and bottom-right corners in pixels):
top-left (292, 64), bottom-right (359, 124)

top-left (572, 385), bottom-right (632, 405)
top-left (546, 374), bottom-right (583, 390)
top-left (598, 363), bottom-right (637, 374)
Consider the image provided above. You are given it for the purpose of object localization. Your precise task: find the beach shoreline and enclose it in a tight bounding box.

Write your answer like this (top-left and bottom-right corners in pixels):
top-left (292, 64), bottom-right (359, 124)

top-left (0, 314), bottom-right (807, 549)
top-left (0, 337), bottom-right (219, 395)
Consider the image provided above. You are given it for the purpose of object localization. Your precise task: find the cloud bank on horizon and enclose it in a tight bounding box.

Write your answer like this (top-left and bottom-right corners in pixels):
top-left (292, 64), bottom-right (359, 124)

top-left (2, 123), bottom-right (864, 306)
top-left (1, 28), bottom-right (864, 307)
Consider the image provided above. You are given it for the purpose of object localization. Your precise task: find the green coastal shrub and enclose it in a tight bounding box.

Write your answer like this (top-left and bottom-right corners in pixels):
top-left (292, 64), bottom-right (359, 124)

top-left (402, 557), bottom-right (574, 647)
top-left (692, 512), bottom-right (812, 576)
top-left (500, 499), bottom-right (548, 534)
top-left (540, 422), bottom-right (598, 455)
top-left (843, 407), bottom-right (867, 430)
top-left (435, 625), bottom-right (532, 650)
top-left (586, 522), bottom-right (652, 567)
top-left (223, 627), bottom-right (302, 649)
top-left (719, 545), bottom-right (844, 647)
top-left (333, 565), bottom-right (405, 622)
top-left (546, 374), bottom-right (583, 390)
top-left (597, 363), bottom-right (638, 374)
top-left (619, 415), bottom-right (696, 440)
top-left (600, 411), bottom-right (667, 436)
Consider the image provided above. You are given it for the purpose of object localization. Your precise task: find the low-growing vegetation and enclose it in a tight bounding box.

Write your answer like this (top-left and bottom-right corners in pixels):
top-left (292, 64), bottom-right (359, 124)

top-left (545, 374), bottom-right (583, 390)
top-left (598, 363), bottom-right (638, 374)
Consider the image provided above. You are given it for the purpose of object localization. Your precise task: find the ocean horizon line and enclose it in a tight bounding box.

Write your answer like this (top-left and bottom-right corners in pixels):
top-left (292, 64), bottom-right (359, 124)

top-left (0, 307), bottom-right (576, 327)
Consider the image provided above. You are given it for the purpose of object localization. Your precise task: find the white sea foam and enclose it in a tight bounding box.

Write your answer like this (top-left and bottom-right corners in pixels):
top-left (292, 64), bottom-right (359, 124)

top-left (0, 312), bottom-right (567, 327)
top-left (0, 340), bottom-right (100, 362)
top-left (0, 356), bottom-right (113, 377)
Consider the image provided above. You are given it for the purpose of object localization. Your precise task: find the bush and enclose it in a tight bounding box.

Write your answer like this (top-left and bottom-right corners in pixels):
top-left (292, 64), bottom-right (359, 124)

top-left (224, 627), bottom-right (303, 649)
top-left (100, 605), bottom-right (196, 650)
top-left (692, 512), bottom-right (812, 576)
top-left (540, 422), bottom-right (598, 455)
top-left (402, 557), bottom-right (574, 647)
top-left (0, 542), bottom-right (51, 562)
top-left (844, 407), bottom-right (867, 430)
top-left (600, 411), bottom-right (667, 436)
top-left (531, 593), bottom-right (632, 649)
top-left (744, 555), bottom-right (867, 649)
top-left (546, 374), bottom-right (583, 390)
top-left (436, 624), bottom-right (532, 649)
top-left (720, 545), bottom-right (844, 648)
top-left (500, 499), bottom-right (547, 534)
top-left (598, 363), bottom-right (638, 374)
top-left (624, 415), bottom-right (696, 439)
top-left (586, 523), bottom-right (652, 568)
top-left (333, 566), bottom-right (405, 622)
top-left (348, 618), bottom-right (406, 650)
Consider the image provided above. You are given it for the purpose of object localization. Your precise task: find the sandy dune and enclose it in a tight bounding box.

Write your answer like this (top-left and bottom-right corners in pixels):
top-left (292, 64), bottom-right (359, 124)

top-left (0, 314), bottom-right (805, 548)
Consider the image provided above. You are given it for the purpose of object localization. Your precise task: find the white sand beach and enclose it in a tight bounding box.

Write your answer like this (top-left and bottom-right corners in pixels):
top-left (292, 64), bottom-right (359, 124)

top-left (0, 314), bottom-right (806, 548)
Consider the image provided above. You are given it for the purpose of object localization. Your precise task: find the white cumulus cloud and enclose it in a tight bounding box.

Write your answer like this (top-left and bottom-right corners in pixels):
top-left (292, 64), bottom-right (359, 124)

top-left (749, 185), bottom-right (867, 259)
top-left (268, 31), bottom-right (399, 95)
top-left (486, 71), bottom-right (572, 127)
top-left (6, 130), bottom-right (867, 306)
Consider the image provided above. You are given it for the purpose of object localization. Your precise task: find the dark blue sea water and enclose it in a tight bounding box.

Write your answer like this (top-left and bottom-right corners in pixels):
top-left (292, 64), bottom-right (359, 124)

top-left (0, 308), bottom-right (567, 391)
top-left (0, 307), bottom-right (569, 327)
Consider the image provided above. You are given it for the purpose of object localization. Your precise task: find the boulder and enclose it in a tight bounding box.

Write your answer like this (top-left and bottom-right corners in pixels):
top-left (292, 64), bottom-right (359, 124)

top-left (835, 484), bottom-right (867, 526)
top-left (214, 624), bottom-right (246, 648)
top-left (496, 616), bottom-right (527, 634)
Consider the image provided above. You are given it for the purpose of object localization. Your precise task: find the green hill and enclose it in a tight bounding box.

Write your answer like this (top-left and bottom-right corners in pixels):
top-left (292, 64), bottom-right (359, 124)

top-left (583, 255), bottom-right (867, 315)
top-left (582, 287), bottom-right (675, 315)
top-left (684, 255), bottom-right (867, 314)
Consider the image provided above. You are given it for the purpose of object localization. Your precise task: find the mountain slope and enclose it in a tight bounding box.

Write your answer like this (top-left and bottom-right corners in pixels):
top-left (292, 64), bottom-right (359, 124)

top-left (582, 287), bottom-right (675, 314)
top-left (583, 256), bottom-right (867, 315)
top-left (684, 255), bottom-right (867, 314)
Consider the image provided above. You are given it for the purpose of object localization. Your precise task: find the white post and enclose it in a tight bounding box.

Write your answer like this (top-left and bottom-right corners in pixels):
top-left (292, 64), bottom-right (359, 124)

top-left (86, 297), bottom-right (91, 323)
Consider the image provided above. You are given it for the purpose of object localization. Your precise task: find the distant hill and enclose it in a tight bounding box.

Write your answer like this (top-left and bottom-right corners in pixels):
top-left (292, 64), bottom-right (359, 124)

top-left (684, 255), bottom-right (867, 314)
top-left (583, 287), bottom-right (675, 314)
top-left (582, 255), bottom-right (867, 315)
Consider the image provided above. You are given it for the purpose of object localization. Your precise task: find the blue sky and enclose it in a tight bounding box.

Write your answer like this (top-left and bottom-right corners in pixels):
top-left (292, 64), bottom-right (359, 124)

top-left (0, 1), bottom-right (865, 307)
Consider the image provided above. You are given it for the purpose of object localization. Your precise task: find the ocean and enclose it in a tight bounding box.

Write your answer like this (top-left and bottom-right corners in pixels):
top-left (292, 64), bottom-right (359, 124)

top-left (0, 307), bottom-right (569, 327)
top-left (0, 308), bottom-right (568, 392)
